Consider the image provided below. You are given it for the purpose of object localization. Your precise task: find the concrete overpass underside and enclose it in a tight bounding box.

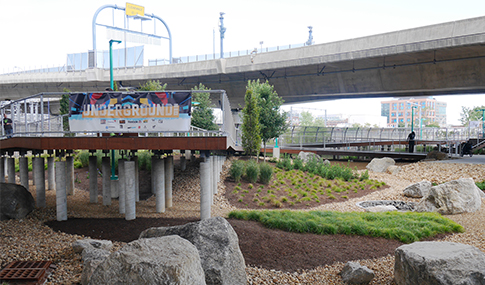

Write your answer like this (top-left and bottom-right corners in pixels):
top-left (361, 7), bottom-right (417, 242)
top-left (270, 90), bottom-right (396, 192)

top-left (2, 16), bottom-right (485, 106)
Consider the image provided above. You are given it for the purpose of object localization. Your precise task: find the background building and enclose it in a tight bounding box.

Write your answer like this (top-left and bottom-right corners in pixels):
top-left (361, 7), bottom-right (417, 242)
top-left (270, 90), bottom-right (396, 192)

top-left (380, 97), bottom-right (447, 128)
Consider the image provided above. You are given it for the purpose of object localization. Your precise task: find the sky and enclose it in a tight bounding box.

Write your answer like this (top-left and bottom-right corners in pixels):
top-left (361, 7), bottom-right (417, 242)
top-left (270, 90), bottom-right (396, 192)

top-left (2, 0), bottom-right (485, 125)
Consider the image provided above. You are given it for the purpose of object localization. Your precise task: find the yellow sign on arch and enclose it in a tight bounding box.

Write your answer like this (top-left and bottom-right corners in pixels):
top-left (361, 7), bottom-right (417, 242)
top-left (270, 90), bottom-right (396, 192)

top-left (126, 3), bottom-right (145, 17)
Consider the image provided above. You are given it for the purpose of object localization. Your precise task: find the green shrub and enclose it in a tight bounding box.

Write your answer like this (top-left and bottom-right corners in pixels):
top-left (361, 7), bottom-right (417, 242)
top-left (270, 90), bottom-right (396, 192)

top-left (360, 170), bottom-right (369, 181)
top-left (293, 157), bottom-right (304, 170)
top-left (259, 162), bottom-right (274, 184)
top-left (229, 160), bottom-right (245, 182)
top-left (245, 160), bottom-right (259, 183)
top-left (76, 150), bottom-right (90, 167)
top-left (137, 150), bottom-right (152, 171)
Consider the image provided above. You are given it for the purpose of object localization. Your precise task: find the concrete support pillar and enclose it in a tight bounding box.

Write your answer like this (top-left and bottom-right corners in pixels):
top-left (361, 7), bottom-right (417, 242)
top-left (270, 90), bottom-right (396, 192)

top-left (185, 150), bottom-right (191, 160)
top-left (118, 159), bottom-right (126, 214)
top-left (154, 157), bottom-right (165, 213)
top-left (0, 157), bottom-right (4, 183)
top-left (88, 156), bottom-right (98, 203)
top-left (47, 156), bottom-right (55, 191)
top-left (7, 157), bottom-right (15, 184)
top-left (273, 146), bottom-right (280, 160)
top-left (110, 179), bottom-right (119, 200)
top-left (34, 157), bottom-right (46, 208)
top-left (65, 156), bottom-right (74, 196)
top-left (134, 156), bottom-right (139, 202)
top-left (200, 160), bottom-right (211, 220)
top-left (211, 156), bottom-right (218, 195)
top-left (55, 161), bottom-right (67, 221)
top-left (164, 155), bottom-right (173, 208)
top-left (209, 155), bottom-right (213, 205)
top-left (19, 157), bottom-right (29, 190)
top-left (125, 161), bottom-right (136, 220)
top-left (180, 156), bottom-right (186, 171)
top-left (102, 157), bottom-right (111, 206)
top-left (151, 155), bottom-right (157, 194)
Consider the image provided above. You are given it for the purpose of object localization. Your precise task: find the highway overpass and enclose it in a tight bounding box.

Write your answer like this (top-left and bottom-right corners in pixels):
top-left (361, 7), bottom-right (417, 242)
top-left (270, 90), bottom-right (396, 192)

top-left (1, 16), bottom-right (485, 106)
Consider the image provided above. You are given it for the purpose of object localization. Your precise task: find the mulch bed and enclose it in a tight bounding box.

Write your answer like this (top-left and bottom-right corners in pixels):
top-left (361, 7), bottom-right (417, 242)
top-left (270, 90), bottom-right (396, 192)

top-left (46, 217), bottom-right (405, 272)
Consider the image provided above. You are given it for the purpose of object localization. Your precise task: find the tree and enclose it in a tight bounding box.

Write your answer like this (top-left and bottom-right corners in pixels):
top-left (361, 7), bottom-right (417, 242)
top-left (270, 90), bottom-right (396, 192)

top-left (60, 88), bottom-right (71, 135)
top-left (241, 88), bottom-right (261, 158)
top-left (191, 84), bottom-right (218, 130)
top-left (247, 80), bottom-right (288, 158)
top-left (138, 80), bottom-right (167, 91)
top-left (460, 105), bottom-right (485, 126)
top-left (299, 111), bottom-right (326, 127)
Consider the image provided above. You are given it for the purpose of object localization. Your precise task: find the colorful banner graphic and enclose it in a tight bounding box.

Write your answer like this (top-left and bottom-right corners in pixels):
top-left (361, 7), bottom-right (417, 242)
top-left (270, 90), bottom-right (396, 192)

top-left (68, 92), bottom-right (192, 132)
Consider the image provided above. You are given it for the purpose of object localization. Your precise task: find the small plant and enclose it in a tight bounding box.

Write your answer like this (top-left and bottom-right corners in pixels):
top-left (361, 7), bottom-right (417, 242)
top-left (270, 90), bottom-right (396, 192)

top-left (328, 194), bottom-right (336, 199)
top-left (238, 199), bottom-right (243, 202)
top-left (243, 190), bottom-right (249, 193)
top-left (235, 186), bottom-right (241, 190)
top-left (259, 202), bottom-right (265, 206)
top-left (248, 184), bottom-right (254, 189)
top-left (281, 196), bottom-right (288, 202)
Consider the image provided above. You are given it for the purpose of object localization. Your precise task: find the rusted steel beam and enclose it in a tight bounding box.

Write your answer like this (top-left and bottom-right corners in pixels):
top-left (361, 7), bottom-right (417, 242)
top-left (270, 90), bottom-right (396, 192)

top-left (0, 136), bottom-right (227, 152)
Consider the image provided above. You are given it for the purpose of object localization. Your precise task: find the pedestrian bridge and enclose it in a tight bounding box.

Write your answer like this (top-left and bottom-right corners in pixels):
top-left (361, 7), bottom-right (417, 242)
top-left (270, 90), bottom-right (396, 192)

top-left (2, 16), bottom-right (485, 106)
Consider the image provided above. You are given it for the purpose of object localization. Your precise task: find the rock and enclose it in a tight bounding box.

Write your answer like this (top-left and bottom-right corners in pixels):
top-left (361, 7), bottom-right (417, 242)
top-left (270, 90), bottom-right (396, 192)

top-left (415, 178), bottom-right (482, 214)
top-left (88, 236), bottom-right (205, 285)
top-left (403, 181), bottom-right (432, 198)
top-left (340, 261), bottom-right (374, 284)
top-left (356, 200), bottom-right (415, 211)
top-left (365, 205), bottom-right (397, 212)
top-left (394, 241), bottom-right (485, 285)
top-left (386, 165), bottom-right (401, 175)
top-left (425, 150), bottom-right (448, 160)
top-left (366, 157), bottom-right (395, 173)
top-left (140, 217), bottom-right (246, 285)
top-left (81, 248), bottom-right (110, 285)
top-left (323, 159), bottom-right (331, 165)
top-left (298, 151), bottom-right (321, 163)
top-left (73, 239), bottom-right (113, 254)
top-left (0, 182), bottom-right (35, 220)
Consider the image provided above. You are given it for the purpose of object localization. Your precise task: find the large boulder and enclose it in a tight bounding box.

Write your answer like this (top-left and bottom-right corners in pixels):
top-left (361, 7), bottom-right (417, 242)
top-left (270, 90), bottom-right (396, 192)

top-left (415, 178), bottom-right (482, 214)
top-left (340, 261), bottom-right (374, 284)
top-left (81, 248), bottom-right (110, 285)
top-left (0, 182), bottom-right (35, 220)
top-left (73, 239), bottom-right (113, 254)
top-left (366, 157), bottom-right (395, 173)
top-left (140, 217), bottom-right (246, 285)
top-left (403, 181), bottom-right (432, 198)
top-left (88, 235), bottom-right (206, 285)
top-left (394, 241), bottom-right (485, 285)
top-left (298, 151), bottom-right (321, 163)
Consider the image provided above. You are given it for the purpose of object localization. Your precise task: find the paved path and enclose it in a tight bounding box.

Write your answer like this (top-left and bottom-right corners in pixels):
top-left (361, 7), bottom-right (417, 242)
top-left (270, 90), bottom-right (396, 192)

top-left (433, 155), bottom-right (485, 164)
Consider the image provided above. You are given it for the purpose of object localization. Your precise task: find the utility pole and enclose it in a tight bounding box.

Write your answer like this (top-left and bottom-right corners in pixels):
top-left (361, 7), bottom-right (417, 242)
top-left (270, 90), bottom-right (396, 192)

top-left (219, 12), bottom-right (226, 58)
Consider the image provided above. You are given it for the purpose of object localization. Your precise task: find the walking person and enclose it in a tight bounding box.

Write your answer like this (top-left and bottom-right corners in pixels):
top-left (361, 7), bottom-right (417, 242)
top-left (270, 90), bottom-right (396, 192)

top-left (3, 114), bottom-right (13, 138)
top-left (407, 131), bottom-right (416, 153)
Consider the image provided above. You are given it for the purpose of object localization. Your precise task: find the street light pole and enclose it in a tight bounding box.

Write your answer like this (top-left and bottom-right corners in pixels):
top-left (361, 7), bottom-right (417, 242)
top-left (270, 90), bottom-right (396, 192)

top-left (109, 39), bottom-right (122, 90)
top-left (411, 106), bottom-right (417, 132)
top-left (109, 39), bottom-right (121, 180)
top-left (219, 12), bottom-right (226, 58)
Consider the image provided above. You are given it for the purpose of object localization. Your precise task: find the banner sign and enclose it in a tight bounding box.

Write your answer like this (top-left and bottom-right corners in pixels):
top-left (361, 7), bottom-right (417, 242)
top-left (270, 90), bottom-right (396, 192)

top-left (68, 92), bottom-right (191, 132)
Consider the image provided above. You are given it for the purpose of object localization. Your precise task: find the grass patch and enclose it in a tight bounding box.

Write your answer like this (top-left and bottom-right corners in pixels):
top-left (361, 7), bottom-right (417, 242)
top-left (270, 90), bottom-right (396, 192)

top-left (228, 210), bottom-right (464, 243)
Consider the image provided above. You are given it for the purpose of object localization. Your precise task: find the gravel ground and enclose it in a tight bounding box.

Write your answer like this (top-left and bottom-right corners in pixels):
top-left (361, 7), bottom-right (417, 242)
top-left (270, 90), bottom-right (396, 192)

top-left (1, 159), bottom-right (485, 284)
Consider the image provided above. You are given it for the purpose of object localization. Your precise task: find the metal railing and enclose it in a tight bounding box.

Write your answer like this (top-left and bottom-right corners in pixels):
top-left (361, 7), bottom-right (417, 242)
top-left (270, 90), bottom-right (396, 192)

top-left (2, 42), bottom-right (307, 75)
